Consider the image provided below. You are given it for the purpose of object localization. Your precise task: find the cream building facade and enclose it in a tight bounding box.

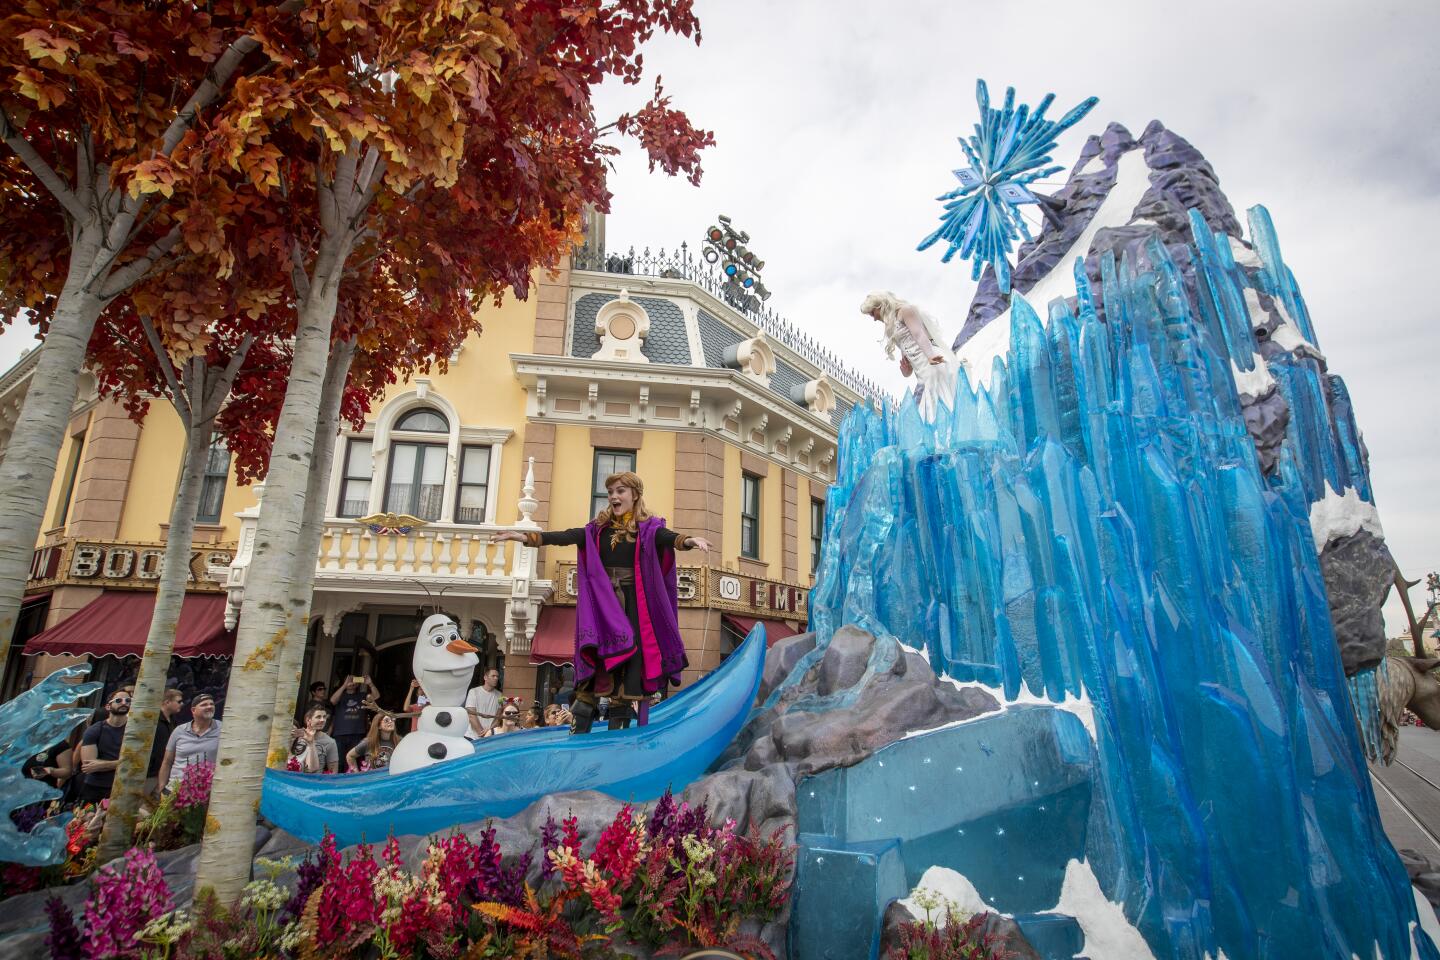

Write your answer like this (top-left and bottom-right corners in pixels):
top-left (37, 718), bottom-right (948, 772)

top-left (2, 243), bottom-right (880, 712)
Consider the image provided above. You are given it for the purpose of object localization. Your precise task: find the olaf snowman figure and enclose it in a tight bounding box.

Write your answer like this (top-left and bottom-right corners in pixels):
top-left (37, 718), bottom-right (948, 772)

top-left (388, 613), bottom-right (480, 775)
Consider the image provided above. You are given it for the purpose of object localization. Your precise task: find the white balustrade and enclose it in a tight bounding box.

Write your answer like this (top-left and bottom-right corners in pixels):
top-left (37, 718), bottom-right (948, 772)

top-left (308, 519), bottom-right (534, 583)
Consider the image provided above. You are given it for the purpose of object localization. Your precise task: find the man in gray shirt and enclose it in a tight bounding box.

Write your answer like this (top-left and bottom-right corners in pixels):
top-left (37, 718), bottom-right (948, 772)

top-left (290, 705), bottom-right (339, 773)
top-left (156, 693), bottom-right (221, 790)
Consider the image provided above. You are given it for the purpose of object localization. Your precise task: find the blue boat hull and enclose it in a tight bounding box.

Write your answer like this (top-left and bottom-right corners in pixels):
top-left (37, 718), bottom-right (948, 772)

top-left (260, 624), bottom-right (767, 846)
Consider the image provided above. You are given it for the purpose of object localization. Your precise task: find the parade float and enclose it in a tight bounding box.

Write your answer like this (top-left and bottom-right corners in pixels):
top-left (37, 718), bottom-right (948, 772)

top-left (1, 82), bottom-right (1435, 960)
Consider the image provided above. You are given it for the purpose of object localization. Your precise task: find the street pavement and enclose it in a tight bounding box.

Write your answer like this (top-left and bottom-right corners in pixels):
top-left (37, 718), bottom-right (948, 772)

top-left (1372, 727), bottom-right (1440, 859)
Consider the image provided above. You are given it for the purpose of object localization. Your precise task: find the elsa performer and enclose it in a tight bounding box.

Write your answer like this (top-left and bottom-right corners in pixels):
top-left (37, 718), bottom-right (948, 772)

top-left (860, 291), bottom-right (956, 419)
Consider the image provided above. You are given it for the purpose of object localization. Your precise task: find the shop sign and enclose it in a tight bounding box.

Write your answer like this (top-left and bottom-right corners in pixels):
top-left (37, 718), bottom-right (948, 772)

top-left (65, 542), bottom-right (233, 590)
top-left (556, 563), bottom-right (806, 619)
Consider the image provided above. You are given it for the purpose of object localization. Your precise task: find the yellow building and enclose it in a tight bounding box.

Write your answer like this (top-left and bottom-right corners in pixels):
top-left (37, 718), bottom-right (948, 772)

top-left (1, 240), bottom-right (879, 714)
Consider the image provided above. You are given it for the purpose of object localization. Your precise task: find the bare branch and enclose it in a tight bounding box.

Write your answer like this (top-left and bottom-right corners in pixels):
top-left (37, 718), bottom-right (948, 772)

top-left (159, 0), bottom-right (305, 159)
top-left (289, 239), bottom-right (312, 302)
top-left (0, 108), bottom-right (87, 221)
top-left (104, 0), bottom-right (305, 261)
top-left (354, 145), bottom-right (382, 198)
top-left (97, 225), bottom-right (182, 299)
top-left (137, 312), bottom-right (191, 421)
top-left (86, 197), bottom-right (166, 290)
top-left (203, 333), bottom-right (256, 418)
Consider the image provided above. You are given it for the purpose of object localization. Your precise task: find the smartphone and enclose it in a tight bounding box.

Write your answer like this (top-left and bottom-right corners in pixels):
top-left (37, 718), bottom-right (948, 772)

top-left (351, 676), bottom-right (364, 686)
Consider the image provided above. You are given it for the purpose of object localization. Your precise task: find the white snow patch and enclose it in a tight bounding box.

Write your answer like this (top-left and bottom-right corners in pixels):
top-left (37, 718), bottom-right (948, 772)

top-left (903, 862), bottom-right (1153, 960)
top-left (1230, 354), bottom-right (1275, 400)
top-left (1228, 235), bottom-right (1263, 269)
top-left (1241, 287), bottom-right (1276, 331)
top-left (1269, 320), bottom-right (1323, 359)
top-left (1413, 885), bottom-right (1440, 959)
top-left (1042, 860), bottom-right (1156, 960)
top-left (1240, 286), bottom-right (1326, 361)
top-left (1309, 484), bottom-right (1385, 551)
top-left (902, 673), bottom-right (1096, 742)
top-left (957, 149), bottom-right (1155, 388)
top-left (899, 866), bottom-right (990, 919)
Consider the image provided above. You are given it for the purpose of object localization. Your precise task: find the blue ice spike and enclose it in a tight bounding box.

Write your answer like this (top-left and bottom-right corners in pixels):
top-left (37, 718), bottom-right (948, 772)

top-left (0, 664), bottom-right (102, 865)
top-left (918, 80), bottom-right (1097, 293)
top-left (794, 206), bottom-right (1433, 958)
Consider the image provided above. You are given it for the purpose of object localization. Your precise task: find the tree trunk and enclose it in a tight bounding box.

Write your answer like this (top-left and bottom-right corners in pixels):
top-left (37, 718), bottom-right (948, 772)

top-left (194, 238), bottom-right (348, 903)
top-left (95, 415), bottom-right (213, 861)
top-left (267, 339), bottom-right (355, 765)
top-left (0, 227), bottom-right (105, 671)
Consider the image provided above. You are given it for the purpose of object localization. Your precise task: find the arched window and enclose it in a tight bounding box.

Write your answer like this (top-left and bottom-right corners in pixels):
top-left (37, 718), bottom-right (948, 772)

top-left (385, 407), bottom-right (449, 520)
top-left (395, 408), bottom-right (449, 432)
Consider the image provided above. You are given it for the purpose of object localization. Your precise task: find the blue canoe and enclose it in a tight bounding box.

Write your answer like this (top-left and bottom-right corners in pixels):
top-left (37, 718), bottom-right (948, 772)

top-left (260, 623), bottom-right (767, 846)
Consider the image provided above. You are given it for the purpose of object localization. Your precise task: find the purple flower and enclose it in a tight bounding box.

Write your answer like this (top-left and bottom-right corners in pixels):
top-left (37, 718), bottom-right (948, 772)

top-left (539, 815), bottom-right (560, 882)
top-left (647, 790), bottom-right (677, 840)
top-left (494, 851), bottom-right (531, 907)
top-left (44, 896), bottom-right (82, 960)
top-left (475, 826), bottom-right (504, 899)
top-left (282, 832), bottom-right (338, 923)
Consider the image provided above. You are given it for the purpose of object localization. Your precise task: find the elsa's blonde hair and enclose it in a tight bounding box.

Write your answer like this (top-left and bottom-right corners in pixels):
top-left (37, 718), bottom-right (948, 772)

top-left (860, 290), bottom-right (952, 364)
top-left (591, 470), bottom-right (653, 535)
top-left (860, 290), bottom-right (907, 360)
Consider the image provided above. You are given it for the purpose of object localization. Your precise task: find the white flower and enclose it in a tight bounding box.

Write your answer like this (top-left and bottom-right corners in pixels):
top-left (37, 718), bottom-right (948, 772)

top-left (241, 878), bottom-right (288, 912)
top-left (680, 834), bottom-right (715, 865)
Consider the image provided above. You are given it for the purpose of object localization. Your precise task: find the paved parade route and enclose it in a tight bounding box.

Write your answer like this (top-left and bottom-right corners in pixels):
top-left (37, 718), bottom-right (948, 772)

top-left (1373, 728), bottom-right (1440, 859)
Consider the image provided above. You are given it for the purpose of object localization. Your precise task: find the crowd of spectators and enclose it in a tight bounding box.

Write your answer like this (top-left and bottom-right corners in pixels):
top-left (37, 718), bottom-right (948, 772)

top-left (24, 664), bottom-right (591, 800)
top-left (22, 684), bottom-right (224, 810)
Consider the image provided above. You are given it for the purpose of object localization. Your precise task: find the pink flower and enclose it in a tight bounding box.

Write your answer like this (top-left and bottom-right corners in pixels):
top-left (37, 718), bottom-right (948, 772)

top-left (173, 760), bottom-right (214, 809)
top-left (593, 804), bottom-right (644, 888)
top-left (81, 847), bottom-right (172, 959)
top-left (315, 843), bottom-right (382, 947)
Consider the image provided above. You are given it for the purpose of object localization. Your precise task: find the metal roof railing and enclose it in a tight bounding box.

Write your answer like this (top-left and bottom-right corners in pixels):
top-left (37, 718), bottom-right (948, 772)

top-left (573, 243), bottom-right (886, 403)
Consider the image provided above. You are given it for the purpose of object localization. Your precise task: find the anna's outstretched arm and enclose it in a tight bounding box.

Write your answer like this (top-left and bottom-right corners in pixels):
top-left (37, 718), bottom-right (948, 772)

top-left (490, 527), bottom-right (585, 548)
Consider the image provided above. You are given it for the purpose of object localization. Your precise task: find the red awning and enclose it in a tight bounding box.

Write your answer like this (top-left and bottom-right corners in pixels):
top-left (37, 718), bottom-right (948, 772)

top-left (529, 606), bottom-right (576, 665)
top-left (723, 614), bottom-right (802, 647)
top-left (24, 591), bottom-right (235, 659)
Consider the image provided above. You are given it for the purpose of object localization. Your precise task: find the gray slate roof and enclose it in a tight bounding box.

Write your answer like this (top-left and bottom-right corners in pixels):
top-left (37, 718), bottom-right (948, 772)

top-left (572, 293), bottom-right (691, 365)
top-left (696, 308), bottom-right (744, 366)
top-left (572, 295), bottom-right (829, 419)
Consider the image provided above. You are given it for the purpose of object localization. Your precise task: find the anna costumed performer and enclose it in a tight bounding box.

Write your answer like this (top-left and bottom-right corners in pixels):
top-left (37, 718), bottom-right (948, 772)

top-left (492, 471), bottom-right (711, 734)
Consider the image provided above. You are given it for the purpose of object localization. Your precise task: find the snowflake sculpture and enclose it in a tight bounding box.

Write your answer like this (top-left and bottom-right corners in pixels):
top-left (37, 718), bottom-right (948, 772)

top-left (918, 80), bottom-right (1097, 293)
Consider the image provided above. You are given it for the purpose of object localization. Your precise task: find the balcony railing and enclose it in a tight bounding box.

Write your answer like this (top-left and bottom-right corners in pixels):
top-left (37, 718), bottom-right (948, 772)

top-left (573, 243), bottom-right (886, 402)
top-left (317, 520), bottom-right (526, 580)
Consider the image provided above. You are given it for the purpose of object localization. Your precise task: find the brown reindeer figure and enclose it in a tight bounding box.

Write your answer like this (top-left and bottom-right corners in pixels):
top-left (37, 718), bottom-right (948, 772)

top-left (1379, 656), bottom-right (1440, 765)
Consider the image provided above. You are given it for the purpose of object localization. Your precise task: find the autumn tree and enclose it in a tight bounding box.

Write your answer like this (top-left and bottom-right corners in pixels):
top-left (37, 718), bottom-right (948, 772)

top-left (164, 1), bottom-right (713, 902)
top-left (85, 252), bottom-right (298, 861)
top-left (0, 0), bottom-right (309, 670)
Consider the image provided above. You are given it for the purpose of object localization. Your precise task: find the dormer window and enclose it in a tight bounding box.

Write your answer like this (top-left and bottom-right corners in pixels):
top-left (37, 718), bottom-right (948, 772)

top-left (395, 408), bottom-right (449, 432)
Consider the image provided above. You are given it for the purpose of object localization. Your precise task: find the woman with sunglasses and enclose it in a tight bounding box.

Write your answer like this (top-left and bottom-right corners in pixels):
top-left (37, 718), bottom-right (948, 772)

top-left (77, 687), bottom-right (133, 804)
top-left (483, 701), bottom-right (524, 738)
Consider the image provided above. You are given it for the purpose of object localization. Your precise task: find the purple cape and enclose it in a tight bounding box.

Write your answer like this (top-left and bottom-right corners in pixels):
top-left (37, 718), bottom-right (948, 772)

top-left (571, 515), bottom-right (687, 693)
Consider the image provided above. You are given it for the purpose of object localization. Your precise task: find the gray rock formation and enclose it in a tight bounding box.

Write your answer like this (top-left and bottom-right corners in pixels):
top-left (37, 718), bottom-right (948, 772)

top-left (1322, 529), bottom-right (1398, 674)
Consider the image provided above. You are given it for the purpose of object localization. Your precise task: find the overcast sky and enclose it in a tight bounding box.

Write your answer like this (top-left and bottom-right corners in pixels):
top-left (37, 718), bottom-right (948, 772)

top-left (1, 0), bottom-right (1435, 632)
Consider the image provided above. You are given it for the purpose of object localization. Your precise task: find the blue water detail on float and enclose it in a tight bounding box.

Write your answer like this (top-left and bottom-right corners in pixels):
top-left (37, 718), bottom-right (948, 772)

top-left (0, 664), bottom-right (101, 866)
top-left (787, 205), bottom-right (1433, 959)
top-left (260, 624), bottom-right (765, 848)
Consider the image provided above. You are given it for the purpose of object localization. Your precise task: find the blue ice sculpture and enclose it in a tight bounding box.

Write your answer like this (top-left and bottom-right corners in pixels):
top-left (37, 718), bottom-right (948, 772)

top-left (918, 80), bottom-right (1097, 293)
top-left (786, 208), bottom-right (1435, 958)
top-left (0, 664), bottom-right (101, 866)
